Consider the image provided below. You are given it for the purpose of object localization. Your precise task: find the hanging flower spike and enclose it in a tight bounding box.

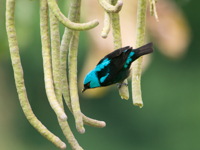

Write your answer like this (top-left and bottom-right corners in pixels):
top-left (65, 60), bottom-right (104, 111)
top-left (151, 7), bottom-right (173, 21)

top-left (149, 0), bottom-right (159, 21)
top-left (101, 0), bottom-right (112, 38)
top-left (60, 0), bottom-right (106, 129)
top-left (40, 0), bottom-right (67, 121)
top-left (49, 2), bottom-right (83, 149)
top-left (48, 0), bottom-right (99, 31)
top-left (132, 0), bottom-right (148, 108)
top-left (111, 0), bottom-right (129, 100)
top-left (98, 0), bottom-right (123, 13)
top-left (6, 0), bottom-right (66, 149)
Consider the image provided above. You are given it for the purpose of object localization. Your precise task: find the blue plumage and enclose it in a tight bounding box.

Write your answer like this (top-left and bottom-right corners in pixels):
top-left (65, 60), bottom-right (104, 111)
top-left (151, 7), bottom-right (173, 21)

top-left (124, 51), bottom-right (135, 68)
top-left (100, 73), bottom-right (109, 83)
top-left (82, 42), bottom-right (154, 92)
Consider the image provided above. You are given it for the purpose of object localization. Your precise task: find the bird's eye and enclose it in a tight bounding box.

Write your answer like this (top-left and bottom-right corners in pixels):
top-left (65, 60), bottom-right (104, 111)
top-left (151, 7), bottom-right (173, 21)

top-left (86, 83), bottom-right (90, 87)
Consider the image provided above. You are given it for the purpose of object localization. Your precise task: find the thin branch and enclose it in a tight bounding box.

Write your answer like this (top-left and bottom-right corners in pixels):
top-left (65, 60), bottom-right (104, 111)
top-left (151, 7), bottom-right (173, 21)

top-left (40, 0), bottom-right (67, 121)
top-left (49, 4), bottom-right (62, 106)
top-left (132, 0), bottom-right (148, 108)
top-left (82, 114), bottom-right (106, 127)
top-left (111, 0), bottom-right (129, 100)
top-left (60, 0), bottom-right (106, 129)
top-left (48, 0), bottom-right (99, 31)
top-left (152, 0), bottom-right (159, 21)
top-left (49, 3), bottom-right (83, 149)
top-left (149, 0), bottom-right (159, 21)
top-left (68, 32), bottom-right (85, 134)
top-left (98, 0), bottom-right (123, 13)
top-left (6, 0), bottom-right (66, 149)
top-left (101, 0), bottom-right (111, 38)
top-left (60, 0), bottom-right (77, 111)
top-left (58, 119), bottom-right (83, 150)
top-left (149, 0), bottom-right (154, 16)
top-left (60, 26), bottom-right (73, 109)
top-left (68, 0), bottom-right (85, 134)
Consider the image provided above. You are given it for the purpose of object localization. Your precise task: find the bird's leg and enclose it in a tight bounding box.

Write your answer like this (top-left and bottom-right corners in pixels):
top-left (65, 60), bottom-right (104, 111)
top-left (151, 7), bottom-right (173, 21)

top-left (116, 82), bottom-right (128, 89)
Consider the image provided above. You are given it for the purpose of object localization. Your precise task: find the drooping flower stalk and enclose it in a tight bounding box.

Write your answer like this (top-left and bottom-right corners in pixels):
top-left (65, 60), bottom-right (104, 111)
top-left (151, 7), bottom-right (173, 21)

top-left (48, 0), bottom-right (99, 30)
top-left (67, 0), bottom-right (85, 133)
top-left (98, 0), bottom-right (123, 13)
top-left (132, 0), bottom-right (148, 108)
top-left (49, 1), bottom-right (83, 149)
top-left (60, 0), bottom-right (106, 129)
top-left (40, 0), bottom-right (67, 121)
top-left (101, 0), bottom-right (112, 38)
top-left (149, 0), bottom-right (159, 21)
top-left (111, 0), bottom-right (129, 100)
top-left (6, 0), bottom-right (66, 149)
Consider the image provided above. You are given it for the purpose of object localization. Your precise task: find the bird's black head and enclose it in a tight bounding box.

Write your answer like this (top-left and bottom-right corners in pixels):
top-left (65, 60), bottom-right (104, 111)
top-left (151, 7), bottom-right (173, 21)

top-left (82, 82), bottom-right (90, 93)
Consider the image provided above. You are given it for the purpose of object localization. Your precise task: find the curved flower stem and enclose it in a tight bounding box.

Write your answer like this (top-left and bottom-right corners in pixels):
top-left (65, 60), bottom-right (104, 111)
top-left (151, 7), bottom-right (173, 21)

top-left (68, 32), bottom-right (85, 134)
top-left (101, 0), bottom-right (111, 38)
top-left (48, 0), bottom-right (99, 31)
top-left (60, 27), bottom-right (73, 108)
top-left (49, 3), bottom-right (83, 150)
top-left (98, 0), bottom-right (123, 13)
top-left (67, 0), bottom-right (85, 134)
top-left (58, 119), bottom-right (83, 150)
top-left (149, 0), bottom-right (154, 16)
top-left (49, 5), bottom-right (62, 105)
top-left (149, 0), bottom-right (159, 21)
top-left (111, 0), bottom-right (129, 100)
top-left (60, 0), bottom-right (106, 129)
top-left (40, 0), bottom-right (67, 121)
top-left (82, 114), bottom-right (106, 127)
top-left (6, 0), bottom-right (66, 149)
top-left (60, 0), bottom-right (77, 111)
top-left (131, 0), bottom-right (147, 108)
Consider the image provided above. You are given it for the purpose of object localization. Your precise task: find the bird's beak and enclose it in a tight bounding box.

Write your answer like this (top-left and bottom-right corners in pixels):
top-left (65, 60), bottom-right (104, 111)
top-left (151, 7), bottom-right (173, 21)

top-left (82, 87), bottom-right (86, 93)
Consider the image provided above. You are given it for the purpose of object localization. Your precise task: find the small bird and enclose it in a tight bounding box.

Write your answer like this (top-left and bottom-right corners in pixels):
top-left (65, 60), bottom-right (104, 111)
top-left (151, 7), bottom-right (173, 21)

top-left (82, 42), bottom-right (154, 92)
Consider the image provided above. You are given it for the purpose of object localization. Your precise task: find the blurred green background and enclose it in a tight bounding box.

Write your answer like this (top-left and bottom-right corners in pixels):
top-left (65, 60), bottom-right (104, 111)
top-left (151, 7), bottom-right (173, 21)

top-left (1, 0), bottom-right (200, 150)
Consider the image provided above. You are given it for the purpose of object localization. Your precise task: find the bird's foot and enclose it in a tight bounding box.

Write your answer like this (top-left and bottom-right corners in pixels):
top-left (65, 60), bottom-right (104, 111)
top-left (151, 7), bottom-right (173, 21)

top-left (116, 82), bottom-right (128, 89)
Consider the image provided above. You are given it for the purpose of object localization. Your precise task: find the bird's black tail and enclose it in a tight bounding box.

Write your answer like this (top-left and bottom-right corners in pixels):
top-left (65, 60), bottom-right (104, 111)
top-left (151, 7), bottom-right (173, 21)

top-left (135, 42), bottom-right (154, 56)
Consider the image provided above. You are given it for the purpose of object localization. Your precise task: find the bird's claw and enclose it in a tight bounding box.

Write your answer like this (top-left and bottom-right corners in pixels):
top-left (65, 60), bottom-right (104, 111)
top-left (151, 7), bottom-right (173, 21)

top-left (116, 82), bottom-right (128, 89)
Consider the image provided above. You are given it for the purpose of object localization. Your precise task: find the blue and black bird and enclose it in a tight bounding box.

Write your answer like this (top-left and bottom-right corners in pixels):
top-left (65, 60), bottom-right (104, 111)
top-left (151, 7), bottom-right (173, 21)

top-left (82, 42), bottom-right (154, 92)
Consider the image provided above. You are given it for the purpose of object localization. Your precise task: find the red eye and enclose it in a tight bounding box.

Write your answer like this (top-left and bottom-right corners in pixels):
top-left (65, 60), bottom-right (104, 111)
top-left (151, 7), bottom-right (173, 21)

top-left (86, 83), bottom-right (90, 87)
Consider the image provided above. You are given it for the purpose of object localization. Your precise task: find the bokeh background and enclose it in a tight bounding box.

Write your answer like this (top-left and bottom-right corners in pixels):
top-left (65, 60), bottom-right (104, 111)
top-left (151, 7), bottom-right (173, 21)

top-left (1, 0), bottom-right (200, 150)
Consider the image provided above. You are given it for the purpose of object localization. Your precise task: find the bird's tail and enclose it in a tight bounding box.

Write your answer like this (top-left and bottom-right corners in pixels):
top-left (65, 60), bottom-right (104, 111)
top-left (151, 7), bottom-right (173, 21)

top-left (135, 42), bottom-right (154, 56)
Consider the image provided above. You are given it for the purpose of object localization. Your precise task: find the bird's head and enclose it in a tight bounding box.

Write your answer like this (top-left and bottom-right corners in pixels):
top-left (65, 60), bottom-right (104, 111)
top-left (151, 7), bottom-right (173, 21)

top-left (82, 82), bottom-right (90, 93)
top-left (82, 70), bottom-right (100, 93)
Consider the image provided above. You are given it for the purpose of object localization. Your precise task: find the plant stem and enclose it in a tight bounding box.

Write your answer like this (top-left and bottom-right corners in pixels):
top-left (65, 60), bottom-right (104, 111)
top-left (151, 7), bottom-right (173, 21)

top-left (111, 0), bottom-right (129, 100)
top-left (40, 0), bottom-right (67, 121)
top-left (68, 31), bottom-right (85, 134)
top-left (49, 3), bottom-right (62, 106)
top-left (49, 3), bottom-right (83, 149)
top-left (98, 0), bottom-right (123, 13)
top-left (6, 0), bottom-right (66, 149)
top-left (60, 0), bottom-right (78, 112)
top-left (60, 0), bottom-right (106, 128)
top-left (132, 0), bottom-right (147, 108)
top-left (101, 0), bottom-right (111, 38)
top-left (68, 0), bottom-right (85, 134)
top-left (48, 0), bottom-right (99, 31)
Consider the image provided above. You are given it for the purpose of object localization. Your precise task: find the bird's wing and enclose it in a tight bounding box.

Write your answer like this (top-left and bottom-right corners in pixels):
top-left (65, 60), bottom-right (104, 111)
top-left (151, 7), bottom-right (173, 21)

top-left (96, 46), bottom-right (133, 85)
top-left (97, 46), bottom-right (131, 65)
